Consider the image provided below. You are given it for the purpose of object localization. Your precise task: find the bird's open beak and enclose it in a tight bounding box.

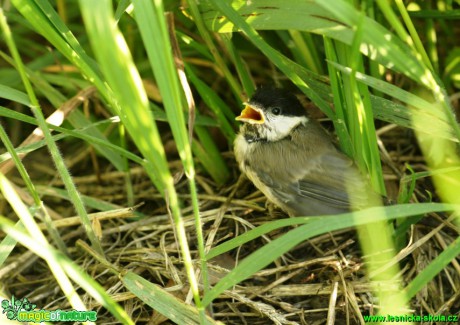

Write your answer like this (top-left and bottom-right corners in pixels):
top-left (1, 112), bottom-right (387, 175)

top-left (236, 103), bottom-right (265, 124)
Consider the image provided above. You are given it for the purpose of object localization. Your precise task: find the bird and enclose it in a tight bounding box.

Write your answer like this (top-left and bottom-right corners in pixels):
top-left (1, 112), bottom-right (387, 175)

top-left (234, 86), bottom-right (375, 217)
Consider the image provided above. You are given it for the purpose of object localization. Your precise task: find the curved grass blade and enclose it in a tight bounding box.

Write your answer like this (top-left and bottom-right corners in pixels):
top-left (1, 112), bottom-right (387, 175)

top-left (0, 214), bottom-right (134, 325)
top-left (203, 203), bottom-right (458, 306)
top-left (122, 272), bottom-right (219, 324)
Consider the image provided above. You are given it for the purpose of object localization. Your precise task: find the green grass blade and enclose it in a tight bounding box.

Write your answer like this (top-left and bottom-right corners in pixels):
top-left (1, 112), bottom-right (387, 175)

top-left (0, 7), bottom-right (103, 255)
top-left (203, 203), bottom-right (458, 306)
top-left (79, 0), bottom-right (206, 318)
top-left (185, 0), bottom-right (242, 99)
top-left (403, 232), bottom-right (460, 302)
top-left (193, 126), bottom-right (230, 185)
top-left (122, 272), bottom-right (218, 324)
top-left (207, 0), bottom-right (335, 119)
top-left (408, 9), bottom-right (460, 19)
top-left (10, 0), bottom-right (106, 95)
top-left (0, 121), bottom-right (68, 255)
top-left (0, 108), bottom-right (146, 167)
top-left (200, 0), bottom-right (423, 81)
top-left (329, 62), bottom-right (457, 141)
top-left (316, 0), bottom-right (460, 141)
top-left (185, 64), bottom-right (237, 142)
top-left (0, 214), bottom-right (134, 325)
top-left (132, 0), bottom-right (208, 306)
top-left (0, 84), bottom-right (30, 105)
top-left (0, 174), bottom-right (86, 314)
top-left (79, 0), bottom-right (167, 192)
top-left (0, 51), bottom-right (127, 171)
top-left (288, 30), bottom-right (323, 74)
top-left (0, 221), bottom-right (23, 267)
top-left (219, 33), bottom-right (256, 96)
top-left (323, 37), bottom-right (353, 157)
top-left (36, 186), bottom-right (129, 212)
top-left (348, 12), bottom-right (385, 192)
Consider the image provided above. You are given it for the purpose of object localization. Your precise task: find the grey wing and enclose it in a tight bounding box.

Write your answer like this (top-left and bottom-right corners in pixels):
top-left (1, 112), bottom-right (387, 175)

top-left (298, 152), bottom-right (369, 209)
top-left (255, 151), bottom-right (370, 216)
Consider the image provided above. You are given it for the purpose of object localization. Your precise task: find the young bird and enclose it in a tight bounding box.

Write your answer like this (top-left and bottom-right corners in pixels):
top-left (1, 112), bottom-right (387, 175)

top-left (234, 87), bottom-right (372, 217)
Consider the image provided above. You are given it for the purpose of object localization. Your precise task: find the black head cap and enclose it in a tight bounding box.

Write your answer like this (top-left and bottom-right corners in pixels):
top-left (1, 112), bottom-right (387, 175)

top-left (249, 87), bottom-right (306, 117)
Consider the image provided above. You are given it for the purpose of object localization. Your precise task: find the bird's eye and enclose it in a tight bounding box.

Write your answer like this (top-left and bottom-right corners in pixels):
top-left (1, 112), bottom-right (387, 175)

top-left (271, 107), bottom-right (281, 115)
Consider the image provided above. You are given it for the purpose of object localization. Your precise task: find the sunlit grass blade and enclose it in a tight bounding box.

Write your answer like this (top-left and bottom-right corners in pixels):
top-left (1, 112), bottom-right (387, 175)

top-left (316, 0), bottom-right (460, 141)
top-left (79, 0), bottom-right (168, 192)
top-left (10, 0), bottom-right (107, 94)
top-left (329, 62), bottom-right (458, 141)
top-left (412, 89), bottom-right (460, 227)
top-left (0, 174), bottom-right (86, 315)
top-left (0, 7), bottom-right (103, 255)
top-left (0, 121), bottom-right (68, 255)
top-left (207, 0), bottom-right (335, 119)
top-left (200, 0), bottom-right (423, 81)
top-left (79, 0), bottom-right (207, 320)
top-left (200, 0), bottom-right (460, 138)
top-left (341, 13), bottom-right (385, 192)
top-left (0, 108), bottom-right (145, 168)
top-left (282, 30), bottom-right (324, 74)
top-left (0, 221), bottom-right (23, 267)
top-left (323, 37), bottom-right (353, 157)
top-left (185, 0), bottom-right (243, 99)
top-left (0, 214), bottom-right (134, 325)
top-left (0, 51), bottom-right (127, 171)
top-left (131, 0), bottom-right (208, 305)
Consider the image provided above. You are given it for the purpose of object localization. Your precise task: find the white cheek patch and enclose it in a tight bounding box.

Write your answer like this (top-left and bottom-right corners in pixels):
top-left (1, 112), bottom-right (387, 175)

top-left (265, 115), bottom-right (308, 141)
